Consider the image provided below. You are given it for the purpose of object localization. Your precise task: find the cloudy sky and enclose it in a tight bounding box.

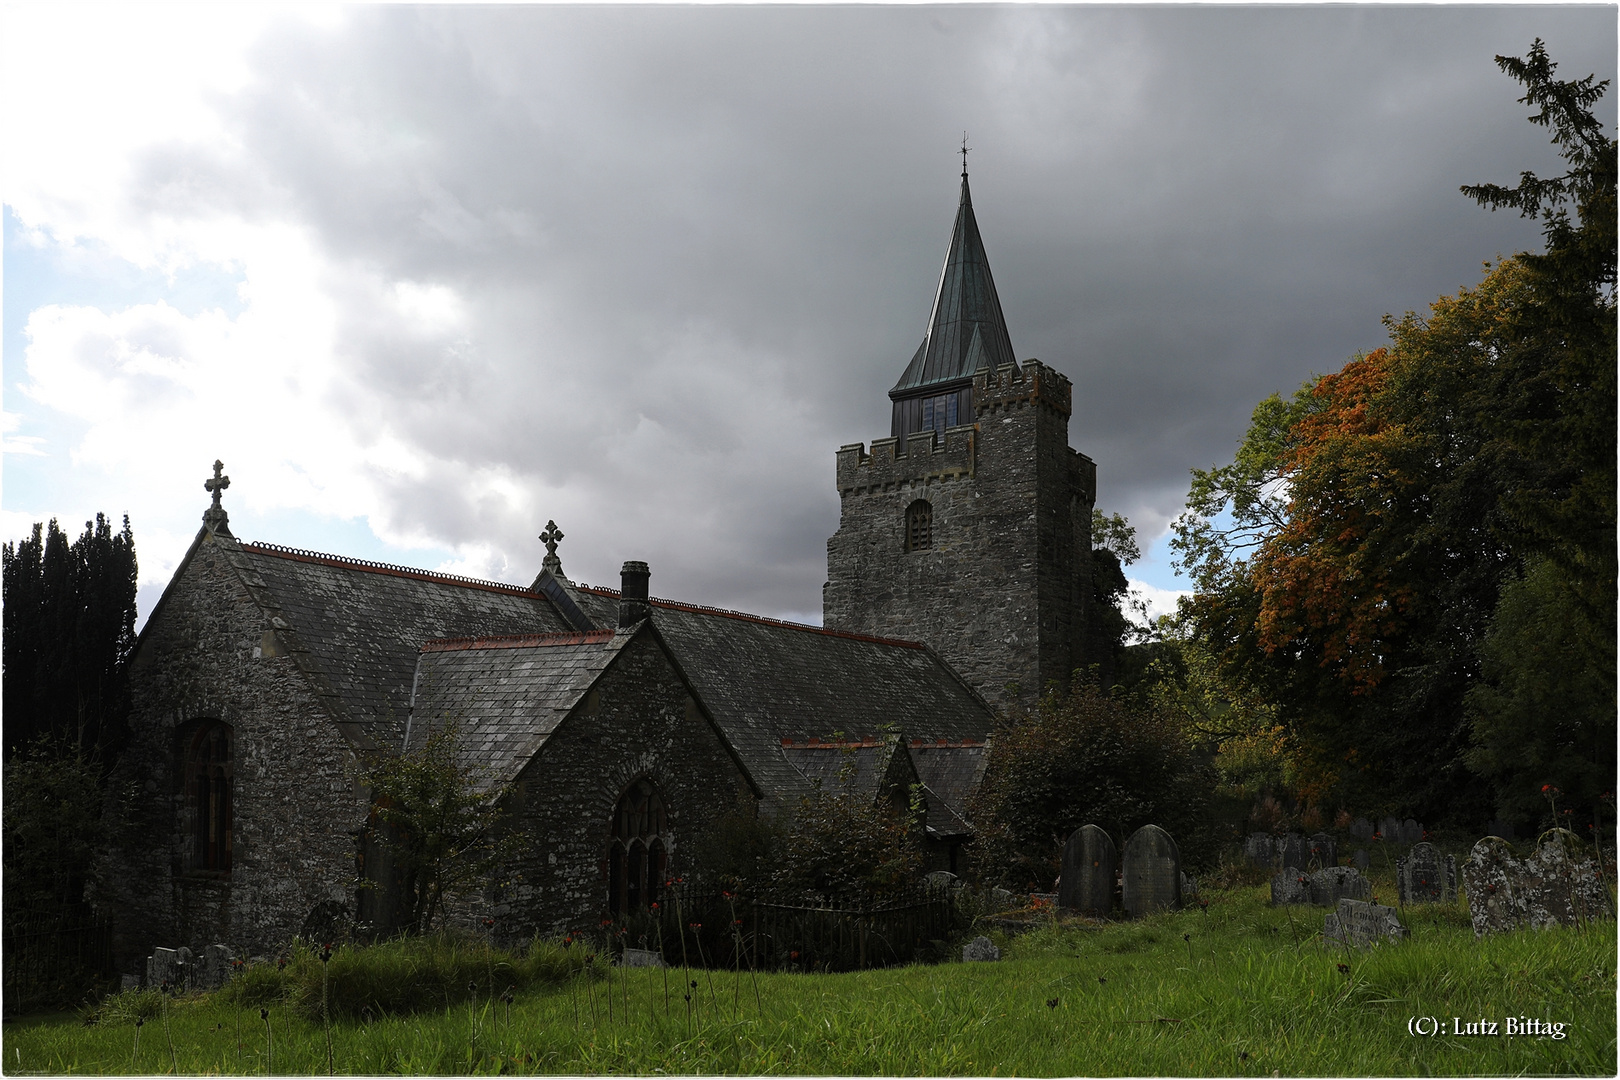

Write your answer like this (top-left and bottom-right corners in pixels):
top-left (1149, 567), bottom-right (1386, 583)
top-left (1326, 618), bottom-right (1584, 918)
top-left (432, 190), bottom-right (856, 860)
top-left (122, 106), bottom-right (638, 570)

top-left (4, 4), bottom-right (1615, 629)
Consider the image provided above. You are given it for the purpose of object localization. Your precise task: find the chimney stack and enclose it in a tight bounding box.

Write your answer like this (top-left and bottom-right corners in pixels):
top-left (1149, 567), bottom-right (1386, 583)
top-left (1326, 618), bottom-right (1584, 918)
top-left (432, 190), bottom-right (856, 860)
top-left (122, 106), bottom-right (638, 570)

top-left (619, 561), bottom-right (651, 627)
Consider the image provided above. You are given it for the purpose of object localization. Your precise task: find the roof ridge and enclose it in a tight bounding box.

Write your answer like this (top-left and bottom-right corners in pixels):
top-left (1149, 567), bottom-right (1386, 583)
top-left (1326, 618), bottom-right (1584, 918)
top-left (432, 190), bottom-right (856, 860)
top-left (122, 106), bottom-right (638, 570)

top-left (572, 585), bottom-right (927, 649)
top-left (244, 541), bottom-right (537, 597)
top-left (422, 629), bottom-right (616, 652)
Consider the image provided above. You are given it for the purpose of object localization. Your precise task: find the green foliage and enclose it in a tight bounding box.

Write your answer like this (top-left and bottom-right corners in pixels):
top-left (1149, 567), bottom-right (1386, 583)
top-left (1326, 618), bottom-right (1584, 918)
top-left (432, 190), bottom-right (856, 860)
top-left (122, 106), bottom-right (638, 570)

top-left (2, 742), bottom-right (128, 915)
top-left (1467, 559), bottom-right (1617, 823)
top-left (26, 885), bottom-right (1615, 1076)
top-left (1089, 509), bottom-right (1141, 565)
top-left (2, 514), bottom-right (138, 762)
top-left (362, 723), bottom-right (524, 935)
top-left (967, 680), bottom-right (1219, 889)
top-left (686, 801), bottom-right (785, 893)
top-left (772, 775), bottom-right (925, 903)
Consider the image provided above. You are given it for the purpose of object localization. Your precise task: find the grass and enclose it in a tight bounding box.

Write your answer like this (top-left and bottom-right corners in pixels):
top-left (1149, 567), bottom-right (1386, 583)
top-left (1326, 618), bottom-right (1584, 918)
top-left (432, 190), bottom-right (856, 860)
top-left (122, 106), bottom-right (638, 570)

top-left (3, 882), bottom-right (1613, 1076)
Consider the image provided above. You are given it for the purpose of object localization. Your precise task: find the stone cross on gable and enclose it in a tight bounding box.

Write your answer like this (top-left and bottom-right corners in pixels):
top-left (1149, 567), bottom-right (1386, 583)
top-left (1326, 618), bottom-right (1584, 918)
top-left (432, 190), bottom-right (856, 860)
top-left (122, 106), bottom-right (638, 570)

top-left (201, 459), bottom-right (233, 536)
top-left (539, 519), bottom-right (566, 580)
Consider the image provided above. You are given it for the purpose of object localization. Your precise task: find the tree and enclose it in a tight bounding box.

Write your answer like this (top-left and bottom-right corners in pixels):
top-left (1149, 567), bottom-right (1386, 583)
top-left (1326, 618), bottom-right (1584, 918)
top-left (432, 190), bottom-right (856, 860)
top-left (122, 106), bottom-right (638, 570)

top-left (1086, 510), bottom-right (1139, 686)
top-left (772, 778), bottom-right (925, 905)
top-left (967, 680), bottom-right (1217, 890)
top-left (2, 515), bottom-right (138, 764)
top-left (362, 724), bottom-right (524, 935)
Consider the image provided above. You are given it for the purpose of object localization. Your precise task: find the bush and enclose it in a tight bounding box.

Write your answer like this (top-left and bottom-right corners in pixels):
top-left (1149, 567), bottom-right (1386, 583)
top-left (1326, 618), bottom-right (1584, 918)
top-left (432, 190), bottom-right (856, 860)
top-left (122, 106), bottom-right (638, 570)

top-left (967, 680), bottom-right (1220, 890)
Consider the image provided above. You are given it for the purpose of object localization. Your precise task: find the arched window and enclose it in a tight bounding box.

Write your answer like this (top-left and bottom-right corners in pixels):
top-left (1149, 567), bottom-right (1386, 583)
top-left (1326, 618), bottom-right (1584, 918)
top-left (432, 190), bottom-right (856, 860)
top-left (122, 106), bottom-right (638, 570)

top-left (905, 500), bottom-right (933, 552)
top-left (608, 780), bottom-right (668, 915)
top-left (187, 722), bottom-right (233, 874)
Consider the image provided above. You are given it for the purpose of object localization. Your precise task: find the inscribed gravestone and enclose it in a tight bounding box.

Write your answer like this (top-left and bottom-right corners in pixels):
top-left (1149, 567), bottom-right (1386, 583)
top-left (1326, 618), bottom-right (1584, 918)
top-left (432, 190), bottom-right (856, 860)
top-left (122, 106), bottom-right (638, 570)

top-left (1350, 818), bottom-right (1374, 843)
top-left (1059, 825), bottom-right (1117, 915)
top-left (1396, 842), bottom-right (1457, 905)
top-left (1243, 832), bottom-right (1275, 868)
top-left (1308, 866), bottom-right (1371, 906)
top-left (1121, 825), bottom-right (1181, 918)
top-left (1323, 899), bottom-right (1407, 947)
top-left (1308, 832), bottom-right (1337, 869)
top-left (1461, 834), bottom-right (1613, 937)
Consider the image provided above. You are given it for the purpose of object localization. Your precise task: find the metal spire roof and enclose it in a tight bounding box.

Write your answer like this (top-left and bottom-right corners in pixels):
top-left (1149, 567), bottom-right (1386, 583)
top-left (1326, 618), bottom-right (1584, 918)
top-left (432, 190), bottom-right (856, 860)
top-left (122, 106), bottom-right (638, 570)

top-left (890, 171), bottom-right (1017, 398)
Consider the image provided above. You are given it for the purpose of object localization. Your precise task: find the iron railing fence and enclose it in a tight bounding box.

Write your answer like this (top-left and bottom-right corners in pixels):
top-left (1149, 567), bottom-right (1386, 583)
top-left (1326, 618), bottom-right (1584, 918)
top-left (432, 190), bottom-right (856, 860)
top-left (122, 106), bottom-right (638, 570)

top-left (2, 905), bottom-right (113, 1012)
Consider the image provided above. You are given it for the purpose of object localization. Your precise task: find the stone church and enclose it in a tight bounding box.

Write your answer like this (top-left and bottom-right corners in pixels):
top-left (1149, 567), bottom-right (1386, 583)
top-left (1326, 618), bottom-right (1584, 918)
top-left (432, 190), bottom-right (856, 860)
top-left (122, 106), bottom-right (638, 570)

top-left (100, 168), bottom-right (1099, 970)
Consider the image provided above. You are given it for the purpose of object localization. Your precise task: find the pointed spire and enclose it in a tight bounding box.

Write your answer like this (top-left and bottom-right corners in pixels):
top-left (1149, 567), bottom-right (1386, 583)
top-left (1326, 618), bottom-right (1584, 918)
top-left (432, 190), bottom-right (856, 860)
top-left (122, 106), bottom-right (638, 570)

top-left (889, 170), bottom-right (1017, 398)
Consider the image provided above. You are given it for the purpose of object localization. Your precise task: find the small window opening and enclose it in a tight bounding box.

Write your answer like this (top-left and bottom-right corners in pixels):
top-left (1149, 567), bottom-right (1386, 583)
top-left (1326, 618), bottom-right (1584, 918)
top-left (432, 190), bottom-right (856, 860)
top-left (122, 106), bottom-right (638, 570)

top-left (187, 722), bottom-right (233, 874)
top-left (906, 500), bottom-right (933, 552)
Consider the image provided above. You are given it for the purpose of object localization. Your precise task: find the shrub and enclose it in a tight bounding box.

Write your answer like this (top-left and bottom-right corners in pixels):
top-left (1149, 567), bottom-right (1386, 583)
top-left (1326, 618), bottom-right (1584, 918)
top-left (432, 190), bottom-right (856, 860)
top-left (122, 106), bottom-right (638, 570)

top-left (967, 679), bottom-right (1219, 890)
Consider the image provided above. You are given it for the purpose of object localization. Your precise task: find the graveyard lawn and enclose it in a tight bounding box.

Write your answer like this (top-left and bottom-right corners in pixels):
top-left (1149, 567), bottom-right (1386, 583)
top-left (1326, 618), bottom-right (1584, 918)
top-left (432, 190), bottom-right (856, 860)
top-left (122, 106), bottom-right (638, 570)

top-left (5, 884), bottom-right (1613, 1076)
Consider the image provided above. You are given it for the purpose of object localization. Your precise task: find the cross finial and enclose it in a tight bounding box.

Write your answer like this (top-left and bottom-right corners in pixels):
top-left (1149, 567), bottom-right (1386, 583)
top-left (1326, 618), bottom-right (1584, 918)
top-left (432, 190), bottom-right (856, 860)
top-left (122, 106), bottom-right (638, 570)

top-left (201, 459), bottom-right (233, 536)
top-left (961, 132), bottom-right (971, 178)
top-left (539, 519), bottom-right (567, 580)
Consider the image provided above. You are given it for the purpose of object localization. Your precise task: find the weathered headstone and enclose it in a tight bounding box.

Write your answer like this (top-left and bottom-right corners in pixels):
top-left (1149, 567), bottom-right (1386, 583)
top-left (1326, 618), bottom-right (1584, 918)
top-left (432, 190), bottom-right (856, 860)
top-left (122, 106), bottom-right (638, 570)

top-left (1323, 899), bottom-right (1407, 947)
top-left (1180, 871), bottom-right (1198, 899)
top-left (1396, 842), bottom-right (1457, 905)
top-left (1243, 832), bottom-right (1275, 868)
top-left (1121, 825), bottom-right (1182, 918)
top-left (1059, 824), bottom-right (1118, 915)
top-left (147, 947), bottom-right (180, 990)
top-left (1460, 834), bottom-right (1613, 937)
top-left (924, 871), bottom-right (959, 891)
top-left (200, 944), bottom-right (236, 990)
top-left (962, 936), bottom-right (1001, 962)
top-left (1308, 832), bottom-right (1338, 869)
top-left (1353, 848), bottom-right (1370, 871)
top-left (989, 887), bottom-right (1016, 910)
top-left (1403, 819), bottom-right (1424, 846)
top-left (1349, 818), bottom-right (1374, 843)
top-left (1378, 816), bottom-right (1401, 844)
top-left (1277, 832), bottom-right (1308, 873)
top-left (1271, 867), bottom-right (1312, 906)
top-left (1308, 866), bottom-right (1371, 907)
top-left (620, 948), bottom-right (664, 967)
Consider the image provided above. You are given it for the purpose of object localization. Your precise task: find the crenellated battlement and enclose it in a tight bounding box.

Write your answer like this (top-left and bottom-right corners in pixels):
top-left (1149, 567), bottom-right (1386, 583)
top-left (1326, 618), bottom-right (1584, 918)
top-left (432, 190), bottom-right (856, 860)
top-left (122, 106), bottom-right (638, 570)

top-left (835, 425), bottom-right (976, 495)
top-left (973, 359), bottom-right (1072, 419)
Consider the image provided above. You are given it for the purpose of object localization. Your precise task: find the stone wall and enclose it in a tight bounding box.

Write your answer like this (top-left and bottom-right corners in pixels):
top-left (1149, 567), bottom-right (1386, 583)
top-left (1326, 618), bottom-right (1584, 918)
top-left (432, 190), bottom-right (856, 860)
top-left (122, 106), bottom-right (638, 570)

top-left (99, 529), bottom-right (369, 971)
top-left (824, 361), bottom-right (1097, 706)
top-left (496, 630), bottom-right (755, 937)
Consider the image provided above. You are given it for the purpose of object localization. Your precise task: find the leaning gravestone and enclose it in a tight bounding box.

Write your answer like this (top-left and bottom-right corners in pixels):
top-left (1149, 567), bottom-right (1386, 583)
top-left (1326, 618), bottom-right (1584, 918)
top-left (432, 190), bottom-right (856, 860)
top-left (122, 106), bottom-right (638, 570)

top-left (1121, 825), bottom-right (1181, 918)
top-left (1243, 832), bottom-right (1275, 868)
top-left (1323, 899), bottom-right (1407, 948)
top-left (1308, 832), bottom-right (1338, 869)
top-left (1309, 866), bottom-right (1371, 907)
top-left (1277, 832), bottom-right (1309, 874)
top-left (962, 936), bottom-right (1001, 962)
top-left (1396, 842), bottom-right (1457, 905)
top-left (1461, 834), bottom-right (1613, 937)
top-left (1349, 818), bottom-right (1374, 843)
top-left (1271, 867), bottom-right (1312, 906)
top-left (1059, 824), bottom-right (1118, 915)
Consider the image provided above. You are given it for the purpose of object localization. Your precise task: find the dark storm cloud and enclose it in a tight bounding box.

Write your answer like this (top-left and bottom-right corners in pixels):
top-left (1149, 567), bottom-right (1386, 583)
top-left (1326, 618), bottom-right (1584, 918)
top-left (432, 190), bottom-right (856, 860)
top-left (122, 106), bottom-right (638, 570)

top-left (129, 5), bottom-right (1617, 618)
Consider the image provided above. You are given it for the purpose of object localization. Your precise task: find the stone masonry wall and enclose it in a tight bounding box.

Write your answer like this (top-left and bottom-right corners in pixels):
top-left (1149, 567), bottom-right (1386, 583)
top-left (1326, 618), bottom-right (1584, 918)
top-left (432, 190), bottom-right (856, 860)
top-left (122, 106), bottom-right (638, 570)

top-left (100, 530), bottom-right (369, 971)
top-left (497, 630), bottom-right (754, 937)
top-left (824, 361), bottom-right (1096, 707)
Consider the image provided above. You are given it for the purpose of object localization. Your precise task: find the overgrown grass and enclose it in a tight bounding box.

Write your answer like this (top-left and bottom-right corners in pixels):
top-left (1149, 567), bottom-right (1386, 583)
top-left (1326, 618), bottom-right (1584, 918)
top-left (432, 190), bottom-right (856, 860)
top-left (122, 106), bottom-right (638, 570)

top-left (5, 885), bottom-right (1613, 1076)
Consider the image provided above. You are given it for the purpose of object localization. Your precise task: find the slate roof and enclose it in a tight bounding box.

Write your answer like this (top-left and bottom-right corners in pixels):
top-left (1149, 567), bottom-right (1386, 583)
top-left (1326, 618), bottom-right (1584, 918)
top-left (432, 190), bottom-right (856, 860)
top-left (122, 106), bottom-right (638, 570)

top-left (780, 737), bottom-right (908, 802)
top-left (890, 173), bottom-right (1017, 398)
top-left (908, 740), bottom-right (988, 838)
top-left (405, 630), bottom-right (625, 786)
top-left (569, 587), bottom-right (995, 810)
top-left (230, 541), bottom-right (574, 748)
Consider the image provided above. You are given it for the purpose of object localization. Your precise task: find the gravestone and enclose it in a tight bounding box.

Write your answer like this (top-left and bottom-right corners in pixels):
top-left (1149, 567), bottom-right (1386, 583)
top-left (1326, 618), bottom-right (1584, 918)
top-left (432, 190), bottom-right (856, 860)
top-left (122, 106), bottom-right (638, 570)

top-left (924, 871), bottom-right (959, 892)
top-left (200, 944), bottom-right (237, 990)
top-left (1396, 842), bottom-right (1457, 905)
top-left (1323, 899), bottom-right (1407, 948)
top-left (620, 948), bottom-right (664, 967)
top-left (989, 887), bottom-right (1016, 910)
top-left (1277, 832), bottom-right (1308, 873)
top-left (1059, 824), bottom-right (1118, 915)
top-left (1403, 819), bottom-right (1424, 845)
top-left (1180, 871), bottom-right (1198, 899)
top-left (962, 936), bottom-right (1001, 962)
top-left (1353, 849), bottom-right (1370, 871)
top-left (1308, 832), bottom-right (1338, 869)
top-left (1349, 818), bottom-right (1374, 843)
top-left (1308, 866), bottom-right (1371, 907)
top-left (1243, 832), bottom-right (1275, 868)
top-left (1378, 817), bottom-right (1402, 844)
top-left (1122, 825), bottom-right (1182, 918)
top-left (1271, 868), bottom-right (1312, 906)
top-left (1460, 834), bottom-right (1613, 937)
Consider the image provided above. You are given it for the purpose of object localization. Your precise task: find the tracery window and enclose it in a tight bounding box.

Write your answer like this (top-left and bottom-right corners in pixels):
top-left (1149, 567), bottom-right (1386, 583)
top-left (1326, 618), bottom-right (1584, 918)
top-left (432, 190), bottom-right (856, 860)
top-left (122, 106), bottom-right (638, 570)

top-left (607, 779), bottom-right (668, 915)
top-left (905, 500), bottom-right (933, 552)
top-left (187, 722), bottom-right (233, 874)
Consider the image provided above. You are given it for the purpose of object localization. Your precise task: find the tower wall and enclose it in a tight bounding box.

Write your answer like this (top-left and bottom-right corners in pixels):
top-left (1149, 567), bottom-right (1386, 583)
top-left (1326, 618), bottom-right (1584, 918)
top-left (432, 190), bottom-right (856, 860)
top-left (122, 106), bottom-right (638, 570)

top-left (824, 361), bottom-right (1096, 707)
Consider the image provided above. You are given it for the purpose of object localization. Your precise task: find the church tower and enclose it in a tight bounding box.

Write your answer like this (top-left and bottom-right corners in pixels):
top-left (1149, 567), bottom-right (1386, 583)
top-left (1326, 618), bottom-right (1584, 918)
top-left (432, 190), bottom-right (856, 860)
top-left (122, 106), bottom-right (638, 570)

top-left (823, 168), bottom-right (1097, 707)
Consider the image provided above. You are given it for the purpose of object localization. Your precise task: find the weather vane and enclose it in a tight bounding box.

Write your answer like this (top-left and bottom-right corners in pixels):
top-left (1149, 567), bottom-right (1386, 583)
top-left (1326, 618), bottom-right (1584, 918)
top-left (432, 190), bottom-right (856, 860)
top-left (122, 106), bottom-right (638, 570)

top-left (961, 132), bottom-right (972, 177)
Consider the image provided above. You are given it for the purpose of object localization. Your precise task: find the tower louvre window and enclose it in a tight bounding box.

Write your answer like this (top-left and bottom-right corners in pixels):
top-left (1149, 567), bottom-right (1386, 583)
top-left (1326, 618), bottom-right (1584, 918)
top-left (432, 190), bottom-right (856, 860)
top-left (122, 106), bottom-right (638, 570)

top-left (905, 500), bottom-right (933, 552)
